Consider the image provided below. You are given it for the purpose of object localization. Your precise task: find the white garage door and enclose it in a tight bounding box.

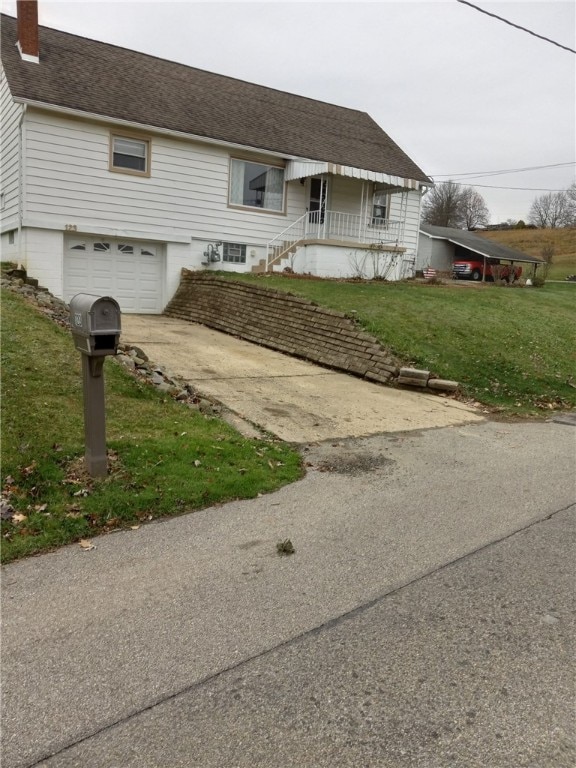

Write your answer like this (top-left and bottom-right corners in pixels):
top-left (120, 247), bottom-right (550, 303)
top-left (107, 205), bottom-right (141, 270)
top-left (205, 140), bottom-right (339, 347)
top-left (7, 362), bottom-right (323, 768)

top-left (64, 237), bottom-right (164, 313)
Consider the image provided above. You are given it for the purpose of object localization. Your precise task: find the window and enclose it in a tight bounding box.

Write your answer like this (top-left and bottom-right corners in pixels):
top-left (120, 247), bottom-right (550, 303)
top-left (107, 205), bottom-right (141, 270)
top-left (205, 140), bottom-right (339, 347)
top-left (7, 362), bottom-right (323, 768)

top-left (8, 230), bottom-right (15, 245)
top-left (93, 242), bottom-right (111, 252)
top-left (222, 242), bottom-right (246, 264)
top-left (110, 135), bottom-right (150, 175)
top-left (118, 244), bottom-right (134, 254)
top-left (229, 159), bottom-right (284, 212)
top-left (371, 192), bottom-right (388, 226)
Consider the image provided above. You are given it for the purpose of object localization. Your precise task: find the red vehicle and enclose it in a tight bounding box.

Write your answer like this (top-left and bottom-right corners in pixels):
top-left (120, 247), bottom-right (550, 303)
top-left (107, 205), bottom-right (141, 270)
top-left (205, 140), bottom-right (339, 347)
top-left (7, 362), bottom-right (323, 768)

top-left (452, 258), bottom-right (522, 282)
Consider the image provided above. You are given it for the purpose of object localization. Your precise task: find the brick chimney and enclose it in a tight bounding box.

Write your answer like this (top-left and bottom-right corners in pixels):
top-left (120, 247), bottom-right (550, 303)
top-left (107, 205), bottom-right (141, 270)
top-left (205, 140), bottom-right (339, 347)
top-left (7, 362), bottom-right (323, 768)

top-left (17, 0), bottom-right (39, 63)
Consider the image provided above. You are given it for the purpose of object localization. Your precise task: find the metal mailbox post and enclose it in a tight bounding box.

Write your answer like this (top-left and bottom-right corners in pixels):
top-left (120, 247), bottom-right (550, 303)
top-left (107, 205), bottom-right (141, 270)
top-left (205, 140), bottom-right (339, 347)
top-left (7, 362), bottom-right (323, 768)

top-left (69, 294), bottom-right (121, 477)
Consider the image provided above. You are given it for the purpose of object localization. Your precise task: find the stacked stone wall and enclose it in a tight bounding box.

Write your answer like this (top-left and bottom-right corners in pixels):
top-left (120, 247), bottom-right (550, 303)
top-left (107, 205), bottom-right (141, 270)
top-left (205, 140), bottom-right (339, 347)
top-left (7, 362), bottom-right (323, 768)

top-left (165, 271), bottom-right (400, 384)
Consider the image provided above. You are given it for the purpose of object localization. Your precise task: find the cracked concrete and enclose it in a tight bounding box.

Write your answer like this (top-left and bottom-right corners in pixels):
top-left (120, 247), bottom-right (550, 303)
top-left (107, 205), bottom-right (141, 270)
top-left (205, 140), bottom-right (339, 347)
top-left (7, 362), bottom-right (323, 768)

top-left (120, 315), bottom-right (483, 442)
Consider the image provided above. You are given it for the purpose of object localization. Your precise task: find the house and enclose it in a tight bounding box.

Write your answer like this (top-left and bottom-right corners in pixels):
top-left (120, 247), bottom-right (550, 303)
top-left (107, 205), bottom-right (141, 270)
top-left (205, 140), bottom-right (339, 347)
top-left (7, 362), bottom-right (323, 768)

top-left (417, 224), bottom-right (543, 279)
top-left (1, 2), bottom-right (431, 313)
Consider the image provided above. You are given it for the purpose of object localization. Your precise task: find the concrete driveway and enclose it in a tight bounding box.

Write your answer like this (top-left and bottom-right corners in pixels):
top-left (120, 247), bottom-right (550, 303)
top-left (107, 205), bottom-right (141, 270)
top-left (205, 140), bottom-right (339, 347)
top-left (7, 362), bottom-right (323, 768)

top-left (121, 315), bottom-right (483, 441)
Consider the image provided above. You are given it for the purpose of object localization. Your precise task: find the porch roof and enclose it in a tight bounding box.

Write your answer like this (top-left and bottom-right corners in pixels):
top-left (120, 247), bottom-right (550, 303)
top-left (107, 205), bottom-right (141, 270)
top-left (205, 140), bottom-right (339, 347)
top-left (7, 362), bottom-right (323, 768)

top-left (285, 160), bottom-right (424, 190)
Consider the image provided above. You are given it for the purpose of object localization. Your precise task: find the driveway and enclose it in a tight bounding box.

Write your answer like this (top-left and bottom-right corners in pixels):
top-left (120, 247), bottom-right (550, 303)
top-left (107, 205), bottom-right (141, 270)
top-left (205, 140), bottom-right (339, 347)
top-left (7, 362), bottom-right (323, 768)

top-left (121, 315), bottom-right (483, 441)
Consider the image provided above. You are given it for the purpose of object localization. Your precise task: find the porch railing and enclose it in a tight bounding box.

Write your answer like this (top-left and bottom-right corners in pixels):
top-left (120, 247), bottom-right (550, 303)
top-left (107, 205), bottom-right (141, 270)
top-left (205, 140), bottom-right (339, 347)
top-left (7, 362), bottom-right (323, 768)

top-left (266, 210), bottom-right (404, 270)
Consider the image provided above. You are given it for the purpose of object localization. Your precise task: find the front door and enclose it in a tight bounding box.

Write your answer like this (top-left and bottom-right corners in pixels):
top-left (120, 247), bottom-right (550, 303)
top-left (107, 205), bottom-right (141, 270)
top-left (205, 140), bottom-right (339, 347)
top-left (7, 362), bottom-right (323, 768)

top-left (308, 177), bottom-right (328, 231)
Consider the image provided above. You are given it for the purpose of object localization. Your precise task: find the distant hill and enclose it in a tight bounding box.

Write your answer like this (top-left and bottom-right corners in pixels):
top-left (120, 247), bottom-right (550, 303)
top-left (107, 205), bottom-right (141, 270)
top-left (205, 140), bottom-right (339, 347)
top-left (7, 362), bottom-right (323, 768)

top-left (476, 228), bottom-right (575, 280)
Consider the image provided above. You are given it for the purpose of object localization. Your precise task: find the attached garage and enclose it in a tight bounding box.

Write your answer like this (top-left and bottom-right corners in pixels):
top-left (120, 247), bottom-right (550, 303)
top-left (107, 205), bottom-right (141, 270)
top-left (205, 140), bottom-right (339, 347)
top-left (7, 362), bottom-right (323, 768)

top-left (64, 237), bottom-right (164, 313)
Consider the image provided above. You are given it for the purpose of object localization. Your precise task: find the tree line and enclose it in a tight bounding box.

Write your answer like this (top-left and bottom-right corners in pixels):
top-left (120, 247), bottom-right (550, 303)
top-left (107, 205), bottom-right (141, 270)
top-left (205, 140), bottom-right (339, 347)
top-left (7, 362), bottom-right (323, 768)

top-left (422, 180), bottom-right (576, 230)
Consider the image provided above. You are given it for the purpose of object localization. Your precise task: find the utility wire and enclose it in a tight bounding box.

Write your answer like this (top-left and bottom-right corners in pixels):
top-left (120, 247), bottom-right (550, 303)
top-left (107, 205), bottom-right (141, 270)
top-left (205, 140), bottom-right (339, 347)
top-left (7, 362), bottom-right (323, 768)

top-left (436, 180), bottom-right (569, 192)
top-left (456, 0), bottom-right (576, 54)
top-left (433, 162), bottom-right (576, 179)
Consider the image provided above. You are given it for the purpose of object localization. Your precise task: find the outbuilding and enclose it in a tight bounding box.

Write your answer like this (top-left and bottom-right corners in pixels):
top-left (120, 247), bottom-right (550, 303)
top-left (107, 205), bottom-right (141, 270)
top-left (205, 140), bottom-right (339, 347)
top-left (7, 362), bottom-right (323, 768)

top-left (417, 224), bottom-right (544, 281)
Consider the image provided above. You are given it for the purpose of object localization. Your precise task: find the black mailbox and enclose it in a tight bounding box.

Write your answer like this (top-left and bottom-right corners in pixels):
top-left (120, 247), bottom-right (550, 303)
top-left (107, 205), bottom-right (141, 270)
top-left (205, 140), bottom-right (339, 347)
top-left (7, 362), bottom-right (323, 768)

top-left (69, 294), bottom-right (121, 356)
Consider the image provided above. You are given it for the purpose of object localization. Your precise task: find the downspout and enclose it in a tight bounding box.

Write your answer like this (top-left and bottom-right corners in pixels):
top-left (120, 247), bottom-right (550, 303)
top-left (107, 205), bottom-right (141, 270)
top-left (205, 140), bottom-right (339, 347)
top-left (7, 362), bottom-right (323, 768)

top-left (17, 104), bottom-right (27, 270)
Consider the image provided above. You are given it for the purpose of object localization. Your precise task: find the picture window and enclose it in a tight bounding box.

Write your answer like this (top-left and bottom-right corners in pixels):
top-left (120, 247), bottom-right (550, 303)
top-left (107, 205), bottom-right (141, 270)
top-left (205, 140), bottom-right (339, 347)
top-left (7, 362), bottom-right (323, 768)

top-left (229, 159), bottom-right (284, 212)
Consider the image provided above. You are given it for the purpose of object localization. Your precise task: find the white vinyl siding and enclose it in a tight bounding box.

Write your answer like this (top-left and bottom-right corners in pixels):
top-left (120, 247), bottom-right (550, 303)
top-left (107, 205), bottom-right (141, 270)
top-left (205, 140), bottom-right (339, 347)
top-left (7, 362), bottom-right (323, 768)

top-left (389, 189), bottom-right (422, 255)
top-left (23, 110), bottom-right (306, 245)
top-left (0, 65), bottom-right (23, 230)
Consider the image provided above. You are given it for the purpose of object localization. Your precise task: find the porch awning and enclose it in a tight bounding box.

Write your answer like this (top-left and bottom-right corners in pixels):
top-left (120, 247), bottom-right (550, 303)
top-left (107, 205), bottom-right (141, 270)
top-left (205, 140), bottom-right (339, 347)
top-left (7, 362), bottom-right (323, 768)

top-left (285, 160), bottom-right (425, 190)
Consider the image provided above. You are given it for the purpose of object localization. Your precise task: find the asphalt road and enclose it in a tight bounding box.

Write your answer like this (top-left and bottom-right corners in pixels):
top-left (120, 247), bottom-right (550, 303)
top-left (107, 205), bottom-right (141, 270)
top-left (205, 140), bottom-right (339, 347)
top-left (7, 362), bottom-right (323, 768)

top-left (2, 420), bottom-right (575, 768)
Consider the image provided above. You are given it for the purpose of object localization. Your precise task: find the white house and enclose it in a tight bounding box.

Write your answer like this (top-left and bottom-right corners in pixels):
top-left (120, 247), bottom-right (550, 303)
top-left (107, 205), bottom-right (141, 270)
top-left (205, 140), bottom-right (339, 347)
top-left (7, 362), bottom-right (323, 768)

top-left (1, 1), bottom-right (431, 313)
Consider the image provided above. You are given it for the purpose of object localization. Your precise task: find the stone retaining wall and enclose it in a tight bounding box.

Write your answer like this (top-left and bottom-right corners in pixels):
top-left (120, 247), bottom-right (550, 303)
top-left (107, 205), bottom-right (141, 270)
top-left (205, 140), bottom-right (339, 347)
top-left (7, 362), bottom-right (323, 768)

top-left (166, 271), bottom-right (400, 385)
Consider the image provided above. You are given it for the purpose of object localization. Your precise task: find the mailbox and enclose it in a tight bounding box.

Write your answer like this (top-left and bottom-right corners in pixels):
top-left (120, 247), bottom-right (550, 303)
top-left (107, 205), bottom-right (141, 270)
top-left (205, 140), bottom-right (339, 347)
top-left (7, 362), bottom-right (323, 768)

top-left (69, 294), bottom-right (121, 356)
top-left (69, 293), bottom-right (122, 478)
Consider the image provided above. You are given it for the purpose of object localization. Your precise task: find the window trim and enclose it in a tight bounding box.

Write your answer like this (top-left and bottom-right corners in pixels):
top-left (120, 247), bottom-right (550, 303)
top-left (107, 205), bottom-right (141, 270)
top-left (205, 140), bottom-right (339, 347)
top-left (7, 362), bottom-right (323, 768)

top-left (228, 157), bottom-right (286, 215)
top-left (109, 133), bottom-right (151, 177)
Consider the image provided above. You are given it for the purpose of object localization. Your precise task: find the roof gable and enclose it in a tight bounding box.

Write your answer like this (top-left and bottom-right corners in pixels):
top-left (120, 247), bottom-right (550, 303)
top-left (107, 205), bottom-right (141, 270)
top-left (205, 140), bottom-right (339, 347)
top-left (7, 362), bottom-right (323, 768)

top-left (1, 14), bottom-right (430, 183)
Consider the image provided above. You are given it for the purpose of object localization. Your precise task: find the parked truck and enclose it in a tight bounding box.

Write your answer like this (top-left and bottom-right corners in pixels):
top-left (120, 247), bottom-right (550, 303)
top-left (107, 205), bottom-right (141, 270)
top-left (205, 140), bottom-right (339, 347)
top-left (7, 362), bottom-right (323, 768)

top-left (452, 258), bottom-right (522, 282)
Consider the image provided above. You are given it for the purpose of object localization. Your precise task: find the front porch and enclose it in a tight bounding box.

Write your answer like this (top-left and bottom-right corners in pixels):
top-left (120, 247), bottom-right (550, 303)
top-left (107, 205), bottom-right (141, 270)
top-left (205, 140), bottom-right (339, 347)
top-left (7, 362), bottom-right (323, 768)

top-left (263, 208), bottom-right (407, 273)
top-left (259, 164), bottom-right (425, 278)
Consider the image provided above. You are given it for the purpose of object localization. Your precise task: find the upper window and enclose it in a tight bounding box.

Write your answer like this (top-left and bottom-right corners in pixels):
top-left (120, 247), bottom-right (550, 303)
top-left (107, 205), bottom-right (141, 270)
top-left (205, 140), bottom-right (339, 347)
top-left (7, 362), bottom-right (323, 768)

top-left (229, 159), bottom-right (284, 212)
top-left (111, 135), bottom-right (150, 176)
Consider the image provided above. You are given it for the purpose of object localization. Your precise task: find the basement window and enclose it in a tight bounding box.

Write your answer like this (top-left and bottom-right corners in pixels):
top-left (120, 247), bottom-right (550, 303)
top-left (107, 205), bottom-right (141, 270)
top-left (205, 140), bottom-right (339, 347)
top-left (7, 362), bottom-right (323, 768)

top-left (222, 242), bottom-right (246, 264)
top-left (110, 135), bottom-right (150, 176)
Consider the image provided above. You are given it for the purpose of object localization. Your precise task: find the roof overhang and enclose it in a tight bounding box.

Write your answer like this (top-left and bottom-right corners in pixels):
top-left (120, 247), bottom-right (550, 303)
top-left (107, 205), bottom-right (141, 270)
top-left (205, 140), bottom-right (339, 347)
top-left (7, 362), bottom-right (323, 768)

top-left (286, 159), bottom-right (427, 190)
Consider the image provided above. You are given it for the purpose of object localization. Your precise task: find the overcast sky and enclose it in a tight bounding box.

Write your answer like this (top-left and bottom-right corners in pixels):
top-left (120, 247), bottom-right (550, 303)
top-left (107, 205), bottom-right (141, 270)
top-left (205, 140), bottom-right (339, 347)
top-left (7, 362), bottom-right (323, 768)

top-left (2, 0), bottom-right (575, 223)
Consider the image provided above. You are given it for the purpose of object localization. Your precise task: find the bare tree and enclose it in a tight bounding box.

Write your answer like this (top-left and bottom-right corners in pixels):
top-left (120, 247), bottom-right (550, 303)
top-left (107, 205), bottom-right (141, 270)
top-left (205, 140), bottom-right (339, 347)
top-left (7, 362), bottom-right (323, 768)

top-left (459, 187), bottom-right (490, 229)
top-left (528, 189), bottom-right (575, 228)
top-left (422, 181), bottom-right (463, 227)
top-left (422, 181), bottom-right (490, 229)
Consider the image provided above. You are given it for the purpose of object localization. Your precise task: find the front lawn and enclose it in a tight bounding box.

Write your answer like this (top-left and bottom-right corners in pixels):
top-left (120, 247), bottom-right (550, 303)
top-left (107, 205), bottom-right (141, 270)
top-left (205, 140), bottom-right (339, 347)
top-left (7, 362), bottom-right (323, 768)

top-left (225, 274), bottom-right (576, 415)
top-left (1, 290), bottom-right (302, 562)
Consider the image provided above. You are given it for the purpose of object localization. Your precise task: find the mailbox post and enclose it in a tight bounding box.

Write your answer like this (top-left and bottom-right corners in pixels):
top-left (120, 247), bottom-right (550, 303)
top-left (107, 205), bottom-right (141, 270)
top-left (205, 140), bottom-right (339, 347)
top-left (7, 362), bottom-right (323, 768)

top-left (69, 294), bottom-right (121, 477)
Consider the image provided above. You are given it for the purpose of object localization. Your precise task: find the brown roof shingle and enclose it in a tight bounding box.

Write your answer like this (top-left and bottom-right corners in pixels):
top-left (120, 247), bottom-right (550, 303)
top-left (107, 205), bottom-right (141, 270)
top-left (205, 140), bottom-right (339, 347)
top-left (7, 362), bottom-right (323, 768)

top-left (1, 14), bottom-right (430, 183)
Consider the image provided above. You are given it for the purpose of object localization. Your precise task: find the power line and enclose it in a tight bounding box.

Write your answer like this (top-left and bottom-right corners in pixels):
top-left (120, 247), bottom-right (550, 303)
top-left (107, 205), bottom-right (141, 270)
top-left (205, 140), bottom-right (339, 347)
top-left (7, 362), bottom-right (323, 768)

top-left (455, 0), bottom-right (576, 54)
top-left (436, 180), bottom-right (569, 192)
top-left (433, 162), bottom-right (576, 179)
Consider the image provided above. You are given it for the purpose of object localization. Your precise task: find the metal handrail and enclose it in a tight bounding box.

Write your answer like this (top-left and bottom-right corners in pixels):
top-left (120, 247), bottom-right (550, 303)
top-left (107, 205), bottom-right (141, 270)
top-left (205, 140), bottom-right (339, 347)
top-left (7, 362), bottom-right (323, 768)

top-left (266, 210), bottom-right (405, 270)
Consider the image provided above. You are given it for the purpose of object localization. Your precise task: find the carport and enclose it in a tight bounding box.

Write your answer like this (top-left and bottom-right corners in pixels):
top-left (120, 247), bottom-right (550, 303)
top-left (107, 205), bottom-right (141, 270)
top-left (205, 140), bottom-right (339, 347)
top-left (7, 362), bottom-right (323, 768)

top-left (417, 224), bottom-right (544, 279)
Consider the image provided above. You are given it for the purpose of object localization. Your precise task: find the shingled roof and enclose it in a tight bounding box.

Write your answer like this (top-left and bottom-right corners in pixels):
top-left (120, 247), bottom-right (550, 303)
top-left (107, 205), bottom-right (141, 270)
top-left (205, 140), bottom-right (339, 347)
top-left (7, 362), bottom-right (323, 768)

top-left (1, 13), bottom-right (430, 183)
top-left (420, 224), bottom-right (544, 264)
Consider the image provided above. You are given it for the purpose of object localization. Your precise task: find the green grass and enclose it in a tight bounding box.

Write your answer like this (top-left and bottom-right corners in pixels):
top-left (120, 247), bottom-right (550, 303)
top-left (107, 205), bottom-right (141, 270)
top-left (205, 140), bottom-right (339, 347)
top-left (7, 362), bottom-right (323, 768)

top-left (1, 290), bottom-right (302, 562)
top-left (223, 274), bottom-right (576, 414)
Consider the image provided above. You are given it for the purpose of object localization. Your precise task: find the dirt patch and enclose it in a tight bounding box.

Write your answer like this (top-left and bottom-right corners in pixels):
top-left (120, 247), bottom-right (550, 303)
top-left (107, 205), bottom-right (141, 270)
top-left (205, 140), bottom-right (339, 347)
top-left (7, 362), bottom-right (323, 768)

top-left (312, 451), bottom-right (395, 476)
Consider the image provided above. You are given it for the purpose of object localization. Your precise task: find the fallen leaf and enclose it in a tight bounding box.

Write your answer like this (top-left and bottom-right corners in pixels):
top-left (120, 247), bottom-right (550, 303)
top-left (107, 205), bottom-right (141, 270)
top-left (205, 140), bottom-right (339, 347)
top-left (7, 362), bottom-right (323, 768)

top-left (73, 488), bottom-right (90, 497)
top-left (193, 459), bottom-right (201, 467)
top-left (12, 513), bottom-right (27, 523)
top-left (130, 525), bottom-right (140, 530)
top-left (276, 539), bottom-right (295, 556)
top-left (34, 503), bottom-right (48, 513)
top-left (79, 539), bottom-right (95, 551)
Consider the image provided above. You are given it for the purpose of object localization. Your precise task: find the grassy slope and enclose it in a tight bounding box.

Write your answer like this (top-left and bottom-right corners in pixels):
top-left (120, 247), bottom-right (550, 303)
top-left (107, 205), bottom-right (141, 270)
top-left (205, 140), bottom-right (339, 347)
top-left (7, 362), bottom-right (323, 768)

top-left (476, 228), bottom-right (576, 280)
top-left (1, 290), bottom-right (302, 562)
top-left (226, 274), bottom-right (576, 414)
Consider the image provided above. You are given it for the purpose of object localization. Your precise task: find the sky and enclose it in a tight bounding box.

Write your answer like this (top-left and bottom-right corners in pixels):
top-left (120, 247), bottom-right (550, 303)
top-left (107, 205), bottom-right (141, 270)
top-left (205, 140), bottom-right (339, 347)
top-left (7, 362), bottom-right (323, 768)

top-left (2, 0), bottom-right (575, 224)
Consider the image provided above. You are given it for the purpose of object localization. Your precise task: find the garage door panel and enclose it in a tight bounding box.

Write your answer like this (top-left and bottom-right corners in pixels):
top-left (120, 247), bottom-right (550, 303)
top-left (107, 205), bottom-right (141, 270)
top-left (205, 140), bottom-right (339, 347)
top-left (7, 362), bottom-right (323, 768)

top-left (64, 238), bottom-right (163, 313)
